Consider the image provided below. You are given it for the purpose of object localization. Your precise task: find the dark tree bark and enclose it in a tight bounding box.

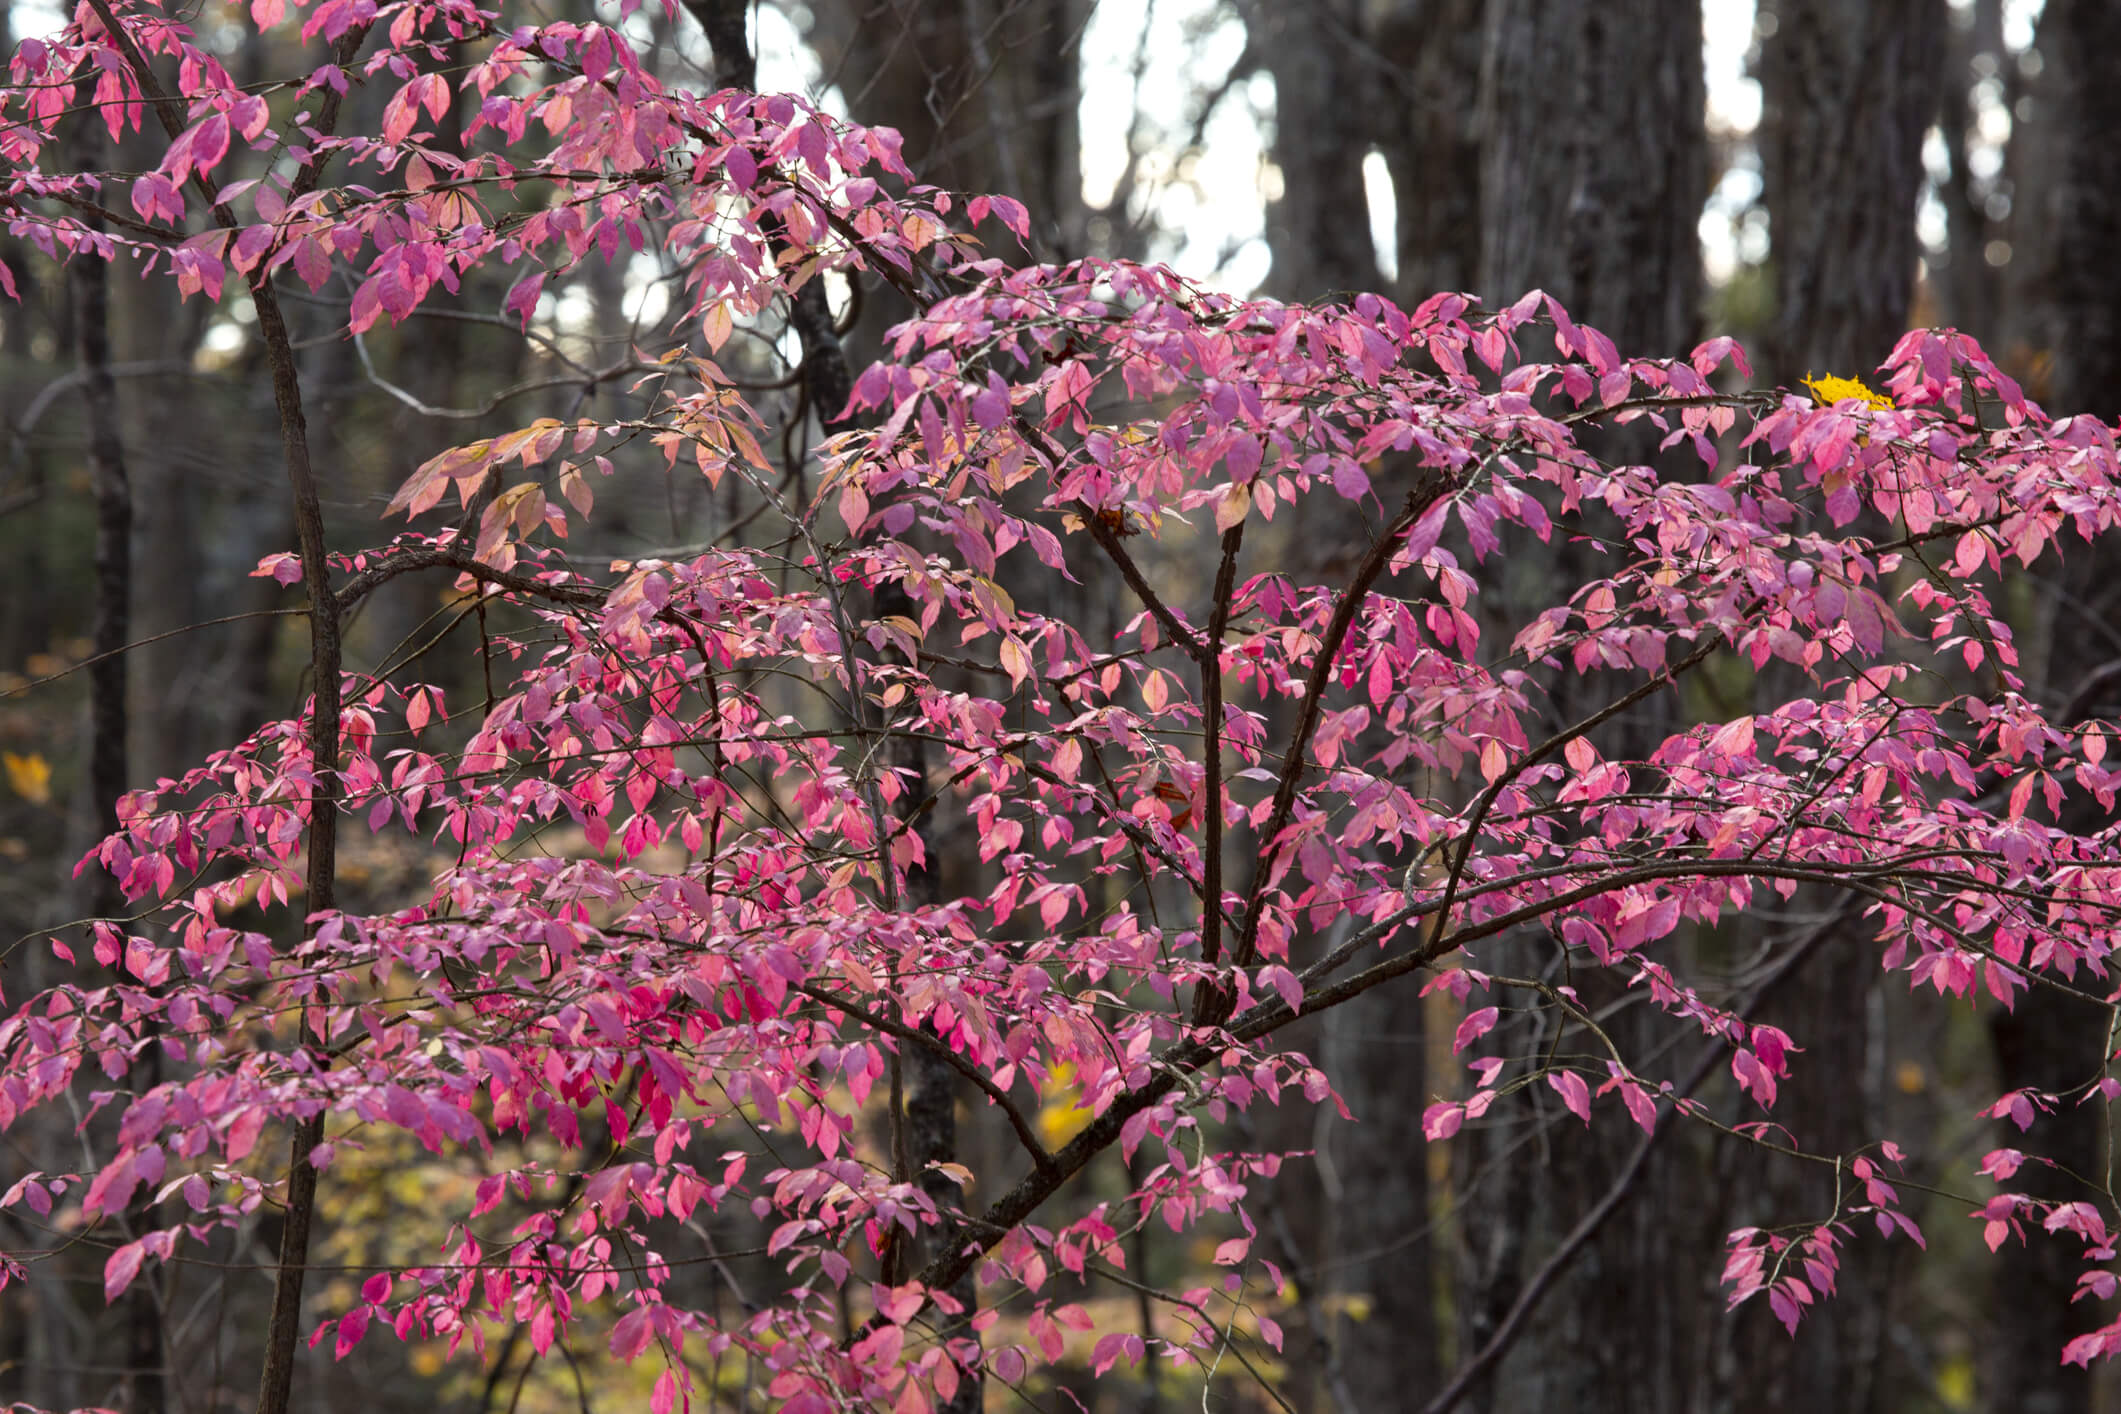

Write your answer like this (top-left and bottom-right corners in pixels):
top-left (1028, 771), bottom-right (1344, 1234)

top-left (1440, 6), bottom-right (1710, 1412)
top-left (803, 0), bottom-right (1088, 259)
top-left (1980, 6), bottom-right (2121, 1410)
top-left (115, 245), bottom-right (208, 789)
top-left (2033, 1), bottom-right (2121, 428)
top-left (65, 92), bottom-right (131, 920)
top-left (67, 59), bottom-right (158, 1414)
top-left (1231, 8), bottom-right (1420, 1406)
top-left (1319, 985), bottom-right (1440, 1412)
top-left (1984, 1000), bottom-right (2104, 1413)
top-left (1711, 946), bottom-right (1896, 1414)
top-left (1245, 0), bottom-right (1383, 299)
top-left (1931, 0), bottom-right (2010, 349)
top-left (1374, 0), bottom-right (1485, 303)
top-left (1477, 0), bottom-right (1705, 350)
top-left (1757, 0), bottom-right (1946, 381)
top-left (1720, 8), bottom-right (1943, 1411)
top-left (1249, 3), bottom-right (1708, 1408)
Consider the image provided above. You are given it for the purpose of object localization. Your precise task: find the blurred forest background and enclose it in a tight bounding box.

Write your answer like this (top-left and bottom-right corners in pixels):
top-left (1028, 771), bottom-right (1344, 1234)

top-left (7, 0), bottom-right (2121, 1411)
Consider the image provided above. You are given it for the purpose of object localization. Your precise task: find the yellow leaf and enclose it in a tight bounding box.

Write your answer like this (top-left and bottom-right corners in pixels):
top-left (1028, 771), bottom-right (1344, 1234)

top-left (1801, 372), bottom-right (1893, 411)
top-left (558, 462), bottom-right (593, 516)
top-left (1036, 1063), bottom-right (1092, 1147)
top-left (511, 484), bottom-right (547, 538)
top-left (703, 300), bottom-right (733, 352)
top-left (3, 752), bottom-right (52, 805)
top-left (998, 636), bottom-right (1031, 688)
top-left (902, 213), bottom-right (941, 251)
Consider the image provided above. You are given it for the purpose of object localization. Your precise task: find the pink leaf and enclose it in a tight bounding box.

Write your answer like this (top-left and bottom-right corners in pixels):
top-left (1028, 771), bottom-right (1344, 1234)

top-left (334, 1305), bottom-right (370, 1360)
top-left (1767, 1286), bottom-right (1802, 1337)
top-left (506, 273), bottom-right (546, 327)
top-left (191, 114), bottom-right (231, 176)
top-left (103, 1241), bottom-right (144, 1304)
top-left (610, 1304), bottom-right (655, 1361)
top-left (875, 1283), bottom-right (925, 1325)
top-left (1548, 1071), bottom-right (1592, 1125)
top-left (1453, 1007), bottom-right (1499, 1053)
top-left (1708, 715), bottom-right (1755, 757)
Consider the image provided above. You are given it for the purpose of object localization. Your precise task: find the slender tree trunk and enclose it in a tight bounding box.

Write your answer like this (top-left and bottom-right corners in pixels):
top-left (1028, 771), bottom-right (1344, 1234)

top-left (66, 93), bottom-right (131, 923)
top-left (1980, 6), bottom-right (2121, 1408)
top-left (690, 7), bottom-right (981, 1406)
top-left (67, 59), bottom-right (159, 1414)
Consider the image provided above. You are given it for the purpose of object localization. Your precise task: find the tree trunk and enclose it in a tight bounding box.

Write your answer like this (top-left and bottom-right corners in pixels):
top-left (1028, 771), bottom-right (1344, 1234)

top-left (1374, 0), bottom-right (1485, 304)
top-left (1929, 0), bottom-right (2009, 349)
top-left (1320, 979), bottom-right (1440, 1412)
top-left (2031, 1), bottom-right (2121, 430)
top-left (803, 0), bottom-right (1089, 260)
top-left (1249, 0), bottom-right (1383, 299)
top-left (1981, 5), bottom-right (2121, 1408)
top-left (1444, 6), bottom-right (1710, 1411)
top-left (1477, 0), bottom-right (1704, 350)
top-left (1723, 8), bottom-right (1944, 1411)
top-left (1757, 0), bottom-right (1946, 381)
top-left (68, 60), bottom-right (160, 1414)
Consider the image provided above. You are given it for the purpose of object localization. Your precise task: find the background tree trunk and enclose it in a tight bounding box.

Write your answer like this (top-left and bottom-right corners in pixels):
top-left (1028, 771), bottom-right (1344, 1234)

top-left (1455, 5), bottom-right (1710, 1411)
top-left (1247, 0), bottom-right (1382, 300)
top-left (1374, 0), bottom-right (1485, 304)
top-left (1236, 8), bottom-right (1408, 1409)
top-left (1719, 8), bottom-right (1942, 1410)
top-left (1476, 0), bottom-right (1705, 349)
top-left (67, 66), bottom-right (160, 1414)
top-left (804, 0), bottom-right (1089, 260)
top-left (1757, 0), bottom-right (1946, 381)
top-left (1982, 5), bottom-right (2121, 1410)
